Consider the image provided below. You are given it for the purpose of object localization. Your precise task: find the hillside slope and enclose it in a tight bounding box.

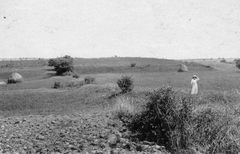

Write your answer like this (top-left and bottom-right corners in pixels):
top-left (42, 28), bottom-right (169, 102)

top-left (0, 57), bottom-right (213, 81)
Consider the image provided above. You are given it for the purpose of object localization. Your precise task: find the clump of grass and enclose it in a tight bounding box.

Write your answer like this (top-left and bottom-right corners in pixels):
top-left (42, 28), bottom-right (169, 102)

top-left (112, 96), bottom-right (137, 122)
top-left (52, 81), bottom-right (62, 89)
top-left (65, 81), bottom-right (84, 88)
top-left (72, 73), bottom-right (80, 79)
top-left (117, 76), bottom-right (134, 93)
top-left (84, 76), bottom-right (95, 84)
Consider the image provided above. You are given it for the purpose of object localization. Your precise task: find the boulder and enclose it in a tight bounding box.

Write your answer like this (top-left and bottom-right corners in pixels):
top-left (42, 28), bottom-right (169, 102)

top-left (178, 64), bottom-right (188, 72)
top-left (7, 72), bottom-right (24, 84)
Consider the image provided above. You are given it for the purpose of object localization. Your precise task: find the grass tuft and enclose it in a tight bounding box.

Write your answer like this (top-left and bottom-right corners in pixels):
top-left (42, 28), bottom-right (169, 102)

top-left (84, 76), bottom-right (96, 84)
top-left (112, 96), bottom-right (137, 122)
top-left (52, 81), bottom-right (62, 89)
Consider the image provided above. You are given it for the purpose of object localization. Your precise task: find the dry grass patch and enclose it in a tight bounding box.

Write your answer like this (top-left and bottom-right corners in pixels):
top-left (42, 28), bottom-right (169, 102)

top-left (112, 96), bottom-right (137, 120)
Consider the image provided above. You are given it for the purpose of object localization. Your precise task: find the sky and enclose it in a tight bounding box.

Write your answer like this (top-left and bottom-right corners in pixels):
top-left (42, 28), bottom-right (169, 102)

top-left (1, 0), bottom-right (240, 59)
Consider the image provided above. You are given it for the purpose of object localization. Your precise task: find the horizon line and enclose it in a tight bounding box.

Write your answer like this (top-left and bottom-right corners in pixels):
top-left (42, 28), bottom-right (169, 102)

top-left (0, 56), bottom-right (239, 61)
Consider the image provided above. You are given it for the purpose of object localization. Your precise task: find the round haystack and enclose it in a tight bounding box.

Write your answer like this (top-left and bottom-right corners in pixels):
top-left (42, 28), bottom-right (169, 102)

top-left (7, 72), bottom-right (24, 84)
top-left (178, 64), bottom-right (188, 72)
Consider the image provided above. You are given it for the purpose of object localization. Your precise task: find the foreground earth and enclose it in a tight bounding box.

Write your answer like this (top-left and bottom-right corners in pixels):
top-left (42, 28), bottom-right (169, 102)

top-left (0, 112), bottom-right (169, 154)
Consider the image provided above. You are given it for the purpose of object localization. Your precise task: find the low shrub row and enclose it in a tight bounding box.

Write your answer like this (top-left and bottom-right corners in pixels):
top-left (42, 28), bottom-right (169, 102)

top-left (52, 76), bottom-right (95, 89)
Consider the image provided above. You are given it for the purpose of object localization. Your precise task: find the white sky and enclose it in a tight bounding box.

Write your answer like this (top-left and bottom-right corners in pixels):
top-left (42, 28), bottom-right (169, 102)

top-left (1, 0), bottom-right (240, 59)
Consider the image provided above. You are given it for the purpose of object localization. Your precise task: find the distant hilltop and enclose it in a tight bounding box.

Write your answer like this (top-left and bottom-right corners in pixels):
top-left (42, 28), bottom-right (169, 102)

top-left (0, 58), bottom-right (47, 61)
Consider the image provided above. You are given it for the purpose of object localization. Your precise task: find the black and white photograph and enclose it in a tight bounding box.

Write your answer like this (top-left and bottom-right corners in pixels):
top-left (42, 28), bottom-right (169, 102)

top-left (0, 0), bottom-right (240, 153)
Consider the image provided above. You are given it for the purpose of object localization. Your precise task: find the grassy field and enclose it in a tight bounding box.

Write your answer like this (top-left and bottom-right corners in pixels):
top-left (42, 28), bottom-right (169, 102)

top-left (0, 57), bottom-right (239, 153)
top-left (0, 57), bottom-right (239, 115)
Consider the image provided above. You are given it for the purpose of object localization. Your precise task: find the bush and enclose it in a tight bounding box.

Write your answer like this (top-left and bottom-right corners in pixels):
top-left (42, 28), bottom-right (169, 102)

top-left (48, 58), bottom-right (57, 67)
top-left (72, 73), bottom-right (80, 79)
top-left (117, 76), bottom-right (134, 93)
top-left (220, 58), bottom-right (226, 63)
top-left (235, 59), bottom-right (240, 69)
top-left (52, 81), bottom-right (62, 89)
top-left (130, 63), bottom-right (136, 67)
top-left (48, 55), bottom-right (74, 75)
top-left (129, 86), bottom-right (193, 151)
top-left (84, 76), bottom-right (95, 84)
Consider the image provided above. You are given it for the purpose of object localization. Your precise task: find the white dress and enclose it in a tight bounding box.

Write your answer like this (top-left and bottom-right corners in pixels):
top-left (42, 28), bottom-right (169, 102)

top-left (191, 78), bottom-right (199, 94)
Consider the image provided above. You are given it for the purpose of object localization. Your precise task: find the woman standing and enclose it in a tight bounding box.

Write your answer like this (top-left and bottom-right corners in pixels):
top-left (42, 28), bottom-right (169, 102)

top-left (191, 75), bottom-right (200, 94)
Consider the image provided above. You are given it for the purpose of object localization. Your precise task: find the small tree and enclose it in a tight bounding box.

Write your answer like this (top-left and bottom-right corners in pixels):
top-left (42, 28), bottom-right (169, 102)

top-left (48, 55), bottom-right (74, 75)
top-left (236, 59), bottom-right (240, 69)
top-left (117, 76), bottom-right (134, 93)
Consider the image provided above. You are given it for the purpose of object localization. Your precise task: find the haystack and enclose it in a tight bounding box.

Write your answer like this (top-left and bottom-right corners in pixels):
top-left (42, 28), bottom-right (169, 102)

top-left (178, 64), bottom-right (188, 72)
top-left (7, 72), bottom-right (24, 84)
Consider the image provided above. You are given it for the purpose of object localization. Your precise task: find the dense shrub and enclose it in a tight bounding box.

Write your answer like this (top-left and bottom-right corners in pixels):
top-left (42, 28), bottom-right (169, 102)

top-left (84, 76), bottom-right (95, 84)
top-left (48, 55), bottom-right (74, 75)
top-left (129, 87), bottom-right (193, 151)
top-left (124, 87), bottom-right (240, 153)
top-left (235, 59), bottom-right (240, 69)
top-left (48, 58), bottom-right (57, 67)
top-left (117, 76), bottom-right (134, 93)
